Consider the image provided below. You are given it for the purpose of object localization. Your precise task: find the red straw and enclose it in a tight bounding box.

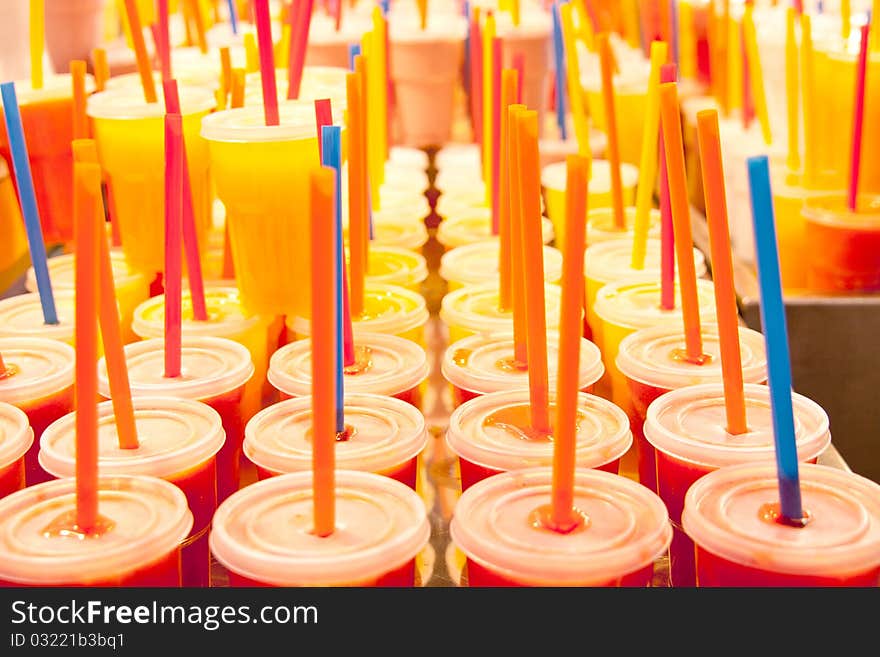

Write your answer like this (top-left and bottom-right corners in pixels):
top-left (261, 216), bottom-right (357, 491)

top-left (254, 0), bottom-right (279, 125)
top-left (157, 0), bottom-right (171, 81)
top-left (287, 0), bottom-right (315, 99)
top-left (491, 38), bottom-right (502, 236)
top-left (513, 52), bottom-right (525, 104)
top-left (163, 80), bottom-right (208, 322)
top-left (315, 98), bottom-right (332, 162)
top-left (164, 114), bottom-right (184, 379)
top-left (469, 11), bottom-right (483, 147)
top-left (333, 0), bottom-right (342, 31)
top-left (741, 22), bottom-right (754, 131)
top-left (849, 23), bottom-right (870, 212)
top-left (659, 63), bottom-right (676, 310)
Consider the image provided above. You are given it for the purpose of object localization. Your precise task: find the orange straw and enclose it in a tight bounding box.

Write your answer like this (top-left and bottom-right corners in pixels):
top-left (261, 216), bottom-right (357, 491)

top-left (220, 46), bottom-right (233, 102)
top-left (416, 0), bottom-right (428, 30)
top-left (696, 110), bottom-right (747, 435)
top-left (92, 48), bottom-right (109, 92)
top-left (71, 61), bottom-right (89, 140)
top-left (347, 70), bottom-right (367, 318)
top-left (73, 161), bottom-right (101, 533)
top-left (188, 0), bottom-right (209, 54)
top-left (659, 81), bottom-right (704, 361)
top-left (230, 68), bottom-right (246, 108)
top-left (516, 109), bottom-right (550, 434)
top-left (122, 0), bottom-right (158, 103)
top-left (597, 32), bottom-right (625, 229)
top-left (508, 103), bottom-right (528, 365)
top-left (498, 68), bottom-right (519, 311)
top-left (310, 166), bottom-right (337, 538)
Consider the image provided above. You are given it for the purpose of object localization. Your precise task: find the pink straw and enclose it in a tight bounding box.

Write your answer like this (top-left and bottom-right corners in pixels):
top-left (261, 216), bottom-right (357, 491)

top-left (254, 0), bottom-right (279, 125)
top-left (164, 114), bottom-right (184, 379)
top-left (660, 63), bottom-right (676, 311)
top-left (469, 12), bottom-right (483, 148)
top-left (157, 0), bottom-right (171, 81)
top-left (287, 0), bottom-right (315, 99)
top-left (315, 98), bottom-right (332, 162)
top-left (513, 52), bottom-right (525, 105)
top-left (849, 23), bottom-right (870, 212)
top-left (491, 38), bottom-right (502, 236)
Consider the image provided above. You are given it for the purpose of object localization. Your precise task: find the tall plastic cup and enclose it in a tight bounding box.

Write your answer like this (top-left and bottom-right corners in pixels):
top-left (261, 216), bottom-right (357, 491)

top-left (44, 0), bottom-right (106, 75)
top-left (268, 332), bottom-right (430, 409)
top-left (0, 0), bottom-right (30, 82)
top-left (97, 336), bottom-right (253, 504)
top-left (0, 290), bottom-right (78, 346)
top-left (0, 337), bottom-right (74, 486)
top-left (435, 207), bottom-right (554, 250)
top-left (495, 10), bottom-right (552, 132)
top-left (0, 475), bottom-right (193, 587)
top-left (644, 383), bottom-right (831, 587)
top-left (0, 402), bottom-right (32, 499)
top-left (440, 241), bottom-right (563, 291)
top-left (450, 467), bottom-right (672, 586)
top-left (306, 11), bottom-right (372, 68)
top-left (210, 469), bottom-right (431, 586)
top-left (39, 397), bottom-right (225, 587)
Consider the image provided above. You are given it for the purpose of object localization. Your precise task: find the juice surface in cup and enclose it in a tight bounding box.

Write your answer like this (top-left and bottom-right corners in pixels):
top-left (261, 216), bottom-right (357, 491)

top-left (0, 290), bottom-right (78, 346)
top-left (435, 207), bottom-right (554, 250)
top-left (0, 474), bottom-right (193, 587)
top-left (39, 397), bottom-right (225, 588)
top-left (0, 337), bottom-right (74, 486)
top-left (87, 85), bottom-right (216, 278)
top-left (616, 324), bottom-right (768, 494)
top-left (0, 401), bottom-right (32, 500)
top-left (360, 245), bottom-right (429, 292)
top-left (97, 336), bottom-right (254, 505)
top-left (450, 467), bottom-right (671, 586)
top-left (446, 389), bottom-right (632, 491)
top-left (210, 469), bottom-right (431, 586)
top-left (683, 462), bottom-right (880, 587)
top-left (244, 392), bottom-right (427, 489)
top-left (441, 332), bottom-right (604, 407)
top-left (644, 382), bottom-right (831, 587)
top-left (440, 241), bottom-right (563, 292)
top-left (268, 332), bottom-right (430, 409)
top-left (440, 281), bottom-right (563, 345)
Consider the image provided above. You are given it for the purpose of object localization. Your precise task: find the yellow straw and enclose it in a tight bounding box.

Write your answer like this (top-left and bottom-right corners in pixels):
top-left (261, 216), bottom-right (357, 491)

top-left (30, 0), bottom-right (44, 90)
top-left (621, 0), bottom-right (641, 50)
top-left (842, 0), bottom-right (851, 42)
top-left (871, 0), bottom-right (880, 52)
top-left (373, 8), bottom-right (388, 179)
top-left (801, 14), bottom-right (817, 188)
top-left (483, 12), bottom-right (497, 205)
top-left (727, 13), bottom-right (742, 112)
top-left (679, 1), bottom-right (696, 80)
top-left (785, 7), bottom-right (800, 172)
top-left (743, 6), bottom-right (772, 146)
top-left (560, 3), bottom-right (591, 165)
top-left (631, 40), bottom-right (668, 270)
top-left (572, 0), bottom-right (595, 51)
top-left (277, 23), bottom-right (291, 69)
top-left (511, 0), bottom-right (520, 28)
top-left (244, 33), bottom-right (259, 73)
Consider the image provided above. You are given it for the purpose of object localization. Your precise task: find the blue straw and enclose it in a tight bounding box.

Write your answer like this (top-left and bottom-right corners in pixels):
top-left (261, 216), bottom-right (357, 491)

top-left (349, 44), bottom-right (361, 71)
top-left (551, 3), bottom-right (568, 141)
top-left (321, 125), bottom-right (345, 433)
top-left (747, 155), bottom-right (803, 523)
top-left (227, 0), bottom-right (239, 35)
top-left (1, 82), bottom-right (58, 325)
top-left (380, 0), bottom-right (390, 16)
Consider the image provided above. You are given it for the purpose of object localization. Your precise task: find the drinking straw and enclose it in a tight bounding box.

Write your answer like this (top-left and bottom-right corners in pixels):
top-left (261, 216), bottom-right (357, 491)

top-left (122, 0), bottom-right (158, 103)
top-left (508, 104), bottom-right (528, 365)
top-left (227, 0), bottom-right (239, 35)
top-left (793, 0), bottom-right (803, 14)
top-left (29, 0), bottom-right (43, 90)
top-left (849, 23), bottom-right (870, 212)
top-left (244, 33), bottom-right (259, 73)
top-left (469, 8), bottom-right (483, 149)
top-left (287, 0), bottom-right (314, 99)
top-left (347, 71), bottom-right (367, 319)
top-left (333, 0), bottom-right (343, 31)
top-left (747, 155), bottom-right (804, 525)
top-left (841, 0), bottom-right (850, 41)
top-left (187, 0), bottom-right (209, 54)
top-left (670, 0), bottom-right (680, 68)
top-left (697, 110), bottom-right (747, 435)
top-left (310, 165), bottom-right (337, 538)
top-left (482, 12), bottom-right (496, 200)
top-left (660, 80), bottom-right (704, 361)
top-left (222, 225), bottom-right (235, 279)
top-left (158, 0), bottom-right (171, 81)
top-left (597, 33), bottom-right (625, 229)
top-left (164, 114), bottom-right (184, 379)
top-left (498, 69), bottom-right (518, 312)
top-left (785, 8), bottom-right (800, 172)
top-left (632, 40), bottom-right (668, 270)
top-left (549, 155), bottom-right (589, 532)
top-left (512, 52), bottom-right (525, 105)
top-left (740, 20), bottom-right (753, 131)
top-left (220, 47), bottom-right (233, 102)
top-left (658, 65), bottom-right (675, 311)
top-left (370, 7), bottom-right (388, 184)
top-left (491, 38), bottom-right (502, 236)
top-left (679, 1), bottom-right (696, 80)
top-left (511, 0), bottom-right (520, 27)
top-left (253, 0), bottom-right (279, 125)
top-left (559, 3), bottom-right (591, 160)
top-left (277, 23), bottom-right (292, 69)
top-left (621, 0), bottom-right (641, 51)
top-left (0, 83), bottom-right (57, 325)
top-left (416, 0), bottom-right (428, 30)
top-left (349, 44), bottom-right (361, 70)
top-left (163, 80), bottom-right (208, 322)
top-left (71, 61), bottom-right (89, 141)
top-left (872, 1), bottom-right (880, 53)
top-left (231, 68), bottom-right (246, 107)
top-left (73, 162), bottom-right (100, 533)
top-left (315, 99), bottom-right (332, 162)
top-left (516, 110), bottom-right (550, 434)
top-left (582, 0), bottom-right (600, 33)
top-left (551, 4), bottom-right (568, 141)
top-left (92, 48), bottom-right (109, 92)
top-left (742, 6), bottom-right (772, 145)
top-left (800, 14), bottom-right (817, 188)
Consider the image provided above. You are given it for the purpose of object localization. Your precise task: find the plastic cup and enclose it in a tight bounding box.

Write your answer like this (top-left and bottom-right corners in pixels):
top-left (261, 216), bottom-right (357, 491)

top-left (440, 241), bottom-right (563, 291)
top-left (268, 331), bottom-right (429, 409)
top-left (644, 382), bottom-right (832, 587)
top-left (131, 285), bottom-right (273, 423)
top-left (39, 397), bottom-right (225, 588)
top-left (305, 11), bottom-right (372, 68)
top-left (0, 337), bottom-right (74, 486)
top-left (801, 193), bottom-right (880, 294)
top-left (0, 402), bottom-right (32, 499)
top-left (435, 142), bottom-right (480, 172)
top-left (541, 159), bottom-right (640, 254)
top-left (494, 11), bottom-right (552, 132)
top-left (361, 245), bottom-right (429, 292)
top-left (202, 100), bottom-right (344, 318)
top-left (244, 392), bottom-right (427, 488)
top-left (0, 474), bottom-right (193, 587)
top-left (288, 282), bottom-right (430, 346)
top-left (210, 469), bottom-right (431, 586)
top-left (0, 0), bottom-right (30, 82)
top-left (0, 290), bottom-right (79, 346)
top-left (450, 467), bottom-right (672, 586)
top-left (0, 74), bottom-right (95, 243)
top-left (616, 324), bottom-right (768, 493)
top-left (388, 145), bottom-right (430, 171)
top-left (44, 0), bottom-right (106, 76)
top-left (435, 206), bottom-right (554, 250)
top-left (585, 206), bottom-right (661, 248)
top-left (97, 336), bottom-right (253, 505)
top-left (683, 462), bottom-right (880, 587)
top-left (88, 85), bottom-right (215, 277)
top-left (243, 66), bottom-right (350, 108)
top-left (440, 281), bottom-right (563, 345)
top-left (26, 250), bottom-right (150, 344)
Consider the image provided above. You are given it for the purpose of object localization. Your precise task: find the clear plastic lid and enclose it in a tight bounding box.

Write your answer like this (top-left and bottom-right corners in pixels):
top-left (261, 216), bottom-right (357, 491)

top-left (587, 207), bottom-right (661, 245)
top-left (388, 146), bottom-right (429, 170)
top-left (541, 159), bottom-right (640, 193)
top-left (0, 291), bottom-right (76, 342)
top-left (351, 219), bottom-right (429, 251)
top-left (585, 238), bottom-right (707, 286)
top-left (801, 193), bottom-right (880, 230)
top-left (644, 383), bottom-right (831, 468)
top-left (0, 401), bottom-right (33, 470)
top-left (616, 324), bottom-right (767, 390)
top-left (363, 245), bottom-right (429, 288)
top-left (39, 397), bottom-right (225, 479)
top-left (592, 275), bottom-right (718, 331)
top-left (26, 250), bottom-right (146, 292)
top-left (435, 142), bottom-right (481, 171)
top-left (210, 469), bottom-right (430, 586)
top-left (0, 475), bottom-right (193, 585)
top-left (441, 332), bottom-right (604, 395)
top-left (440, 281), bottom-right (563, 336)
top-left (244, 392), bottom-right (427, 476)
top-left (243, 66), bottom-right (350, 110)
top-left (440, 242), bottom-right (563, 287)
top-left (97, 336), bottom-right (254, 401)
top-left (131, 286), bottom-right (262, 340)
top-left (446, 389), bottom-right (632, 472)
top-left (436, 210), bottom-right (555, 248)
top-left (201, 98), bottom-right (344, 142)
top-left (682, 462), bottom-right (880, 578)
top-left (8, 73), bottom-right (95, 104)
top-left (86, 85), bottom-right (216, 120)
top-left (0, 337), bottom-right (75, 405)
top-left (268, 332), bottom-right (429, 398)
top-left (450, 467), bottom-right (671, 585)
